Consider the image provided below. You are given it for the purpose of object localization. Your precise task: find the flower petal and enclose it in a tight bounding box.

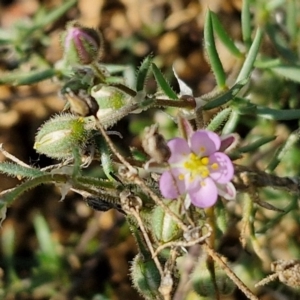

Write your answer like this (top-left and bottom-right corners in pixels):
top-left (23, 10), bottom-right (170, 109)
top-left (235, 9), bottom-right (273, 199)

top-left (159, 168), bottom-right (186, 199)
top-left (178, 116), bottom-right (194, 140)
top-left (167, 138), bottom-right (190, 164)
top-left (220, 133), bottom-right (239, 153)
top-left (216, 182), bottom-right (236, 200)
top-left (209, 152), bottom-right (234, 183)
top-left (190, 130), bottom-right (221, 157)
top-left (188, 177), bottom-right (218, 208)
top-left (173, 66), bottom-right (193, 96)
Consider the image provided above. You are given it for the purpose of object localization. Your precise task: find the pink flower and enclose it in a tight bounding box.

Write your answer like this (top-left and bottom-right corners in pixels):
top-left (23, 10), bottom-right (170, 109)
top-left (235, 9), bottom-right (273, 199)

top-left (62, 21), bottom-right (102, 65)
top-left (159, 130), bottom-right (236, 208)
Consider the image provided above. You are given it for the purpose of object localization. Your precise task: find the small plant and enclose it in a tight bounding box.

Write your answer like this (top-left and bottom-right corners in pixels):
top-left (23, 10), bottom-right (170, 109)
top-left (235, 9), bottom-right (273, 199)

top-left (1, 0), bottom-right (300, 299)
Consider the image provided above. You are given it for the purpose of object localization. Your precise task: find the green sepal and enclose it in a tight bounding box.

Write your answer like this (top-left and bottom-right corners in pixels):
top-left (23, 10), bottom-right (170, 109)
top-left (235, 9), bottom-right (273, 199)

top-left (136, 55), bottom-right (153, 92)
top-left (151, 63), bottom-right (178, 100)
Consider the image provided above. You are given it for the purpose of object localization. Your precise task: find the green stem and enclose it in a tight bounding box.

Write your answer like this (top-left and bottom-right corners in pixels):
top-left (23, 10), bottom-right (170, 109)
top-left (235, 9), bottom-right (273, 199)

top-left (155, 99), bottom-right (195, 109)
top-left (91, 63), bottom-right (107, 83)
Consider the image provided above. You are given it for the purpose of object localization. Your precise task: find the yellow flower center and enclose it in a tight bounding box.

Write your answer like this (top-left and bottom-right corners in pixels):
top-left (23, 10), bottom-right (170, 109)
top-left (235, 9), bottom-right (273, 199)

top-left (178, 152), bottom-right (219, 181)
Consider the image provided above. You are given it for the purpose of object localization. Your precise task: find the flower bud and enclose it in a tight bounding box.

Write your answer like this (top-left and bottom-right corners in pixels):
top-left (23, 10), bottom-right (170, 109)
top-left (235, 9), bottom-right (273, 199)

top-left (192, 256), bottom-right (235, 297)
top-left (34, 114), bottom-right (89, 159)
top-left (91, 85), bottom-right (129, 127)
top-left (92, 85), bottom-right (126, 111)
top-left (151, 200), bottom-right (181, 243)
top-left (130, 254), bottom-right (161, 300)
top-left (62, 21), bottom-right (102, 65)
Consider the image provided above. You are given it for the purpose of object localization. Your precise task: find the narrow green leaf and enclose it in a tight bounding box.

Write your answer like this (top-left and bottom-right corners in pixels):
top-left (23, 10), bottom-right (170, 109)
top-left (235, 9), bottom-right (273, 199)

top-left (256, 106), bottom-right (300, 120)
top-left (238, 136), bottom-right (276, 153)
top-left (257, 196), bottom-right (297, 234)
top-left (33, 0), bottom-right (77, 29)
top-left (0, 162), bottom-right (45, 178)
top-left (206, 107), bottom-right (232, 131)
top-left (136, 55), bottom-right (153, 92)
top-left (203, 79), bottom-right (247, 110)
top-left (236, 27), bottom-right (263, 83)
top-left (265, 23), bottom-right (297, 62)
top-left (204, 11), bottom-right (226, 89)
top-left (0, 69), bottom-right (56, 86)
top-left (286, 0), bottom-right (297, 41)
top-left (151, 63), bottom-right (178, 100)
top-left (267, 128), bottom-right (300, 171)
top-left (0, 174), bottom-right (67, 208)
top-left (269, 65), bottom-right (300, 83)
top-left (241, 0), bottom-right (252, 48)
top-left (255, 58), bottom-right (281, 68)
top-left (222, 111), bottom-right (240, 134)
top-left (231, 97), bottom-right (257, 115)
top-left (33, 214), bottom-right (58, 261)
top-left (1, 225), bottom-right (18, 282)
top-left (210, 11), bottom-right (243, 58)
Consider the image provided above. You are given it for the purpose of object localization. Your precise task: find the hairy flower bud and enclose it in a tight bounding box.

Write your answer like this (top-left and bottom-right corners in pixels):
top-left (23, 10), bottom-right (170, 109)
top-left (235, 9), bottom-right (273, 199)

top-left (91, 85), bottom-right (129, 127)
top-left (192, 256), bottom-right (235, 297)
top-left (62, 21), bottom-right (102, 65)
top-left (34, 114), bottom-right (90, 159)
top-left (151, 200), bottom-right (180, 243)
top-left (130, 254), bottom-right (161, 300)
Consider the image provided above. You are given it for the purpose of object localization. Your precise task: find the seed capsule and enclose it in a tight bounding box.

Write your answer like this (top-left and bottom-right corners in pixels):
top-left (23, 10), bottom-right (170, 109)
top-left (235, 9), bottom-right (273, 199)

top-left (34, 114), bottom-right (89, 159)
top-left (192, 255), bottom-right (235, 297)
top-left (130, 254), bottom-right (161, 300)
